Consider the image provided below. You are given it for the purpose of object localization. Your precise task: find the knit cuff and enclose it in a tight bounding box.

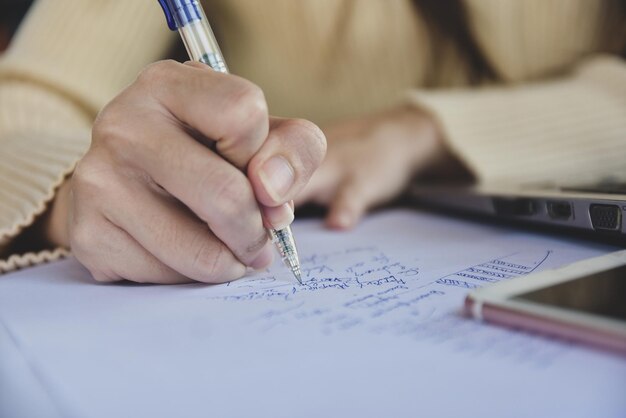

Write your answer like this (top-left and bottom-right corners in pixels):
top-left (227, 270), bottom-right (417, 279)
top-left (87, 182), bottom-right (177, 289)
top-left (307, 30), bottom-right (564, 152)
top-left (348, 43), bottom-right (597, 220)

top-left (0, 248), bottom-right (71, 274)
top-left (0, 81), bottom-right (92, 272)
top-left (407, 55), bottom-right (626, 185)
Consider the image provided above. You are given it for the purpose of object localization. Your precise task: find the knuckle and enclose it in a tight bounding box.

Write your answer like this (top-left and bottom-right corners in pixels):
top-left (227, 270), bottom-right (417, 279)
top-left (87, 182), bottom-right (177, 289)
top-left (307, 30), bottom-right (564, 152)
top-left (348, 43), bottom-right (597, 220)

top-left (93, 105), bottom-right (164, 166)
top-left (92, 106), bottom-right (136, 161)
top-left (225, 81), bottom-right (268, 128)
top-left (136, 60), bottom-right (179, 87)
top-left (72, 155), bottom-right (108, 195)
top-left (92, 106), bottom-right (117, 141)
top-left (69, 221), bottom-right (96, 255)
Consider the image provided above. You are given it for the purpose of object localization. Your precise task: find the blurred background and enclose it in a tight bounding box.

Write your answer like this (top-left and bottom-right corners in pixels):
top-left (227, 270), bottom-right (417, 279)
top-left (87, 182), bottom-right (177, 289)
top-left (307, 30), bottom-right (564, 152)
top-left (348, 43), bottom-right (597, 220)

top-left (0, 0), bottom-right (32, 51)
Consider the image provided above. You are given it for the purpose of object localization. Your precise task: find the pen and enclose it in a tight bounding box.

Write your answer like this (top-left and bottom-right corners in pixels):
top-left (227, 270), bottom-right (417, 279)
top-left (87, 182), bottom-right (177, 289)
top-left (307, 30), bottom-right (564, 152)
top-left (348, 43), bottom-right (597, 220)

top-left (157, 0), bottom-right (303, 284)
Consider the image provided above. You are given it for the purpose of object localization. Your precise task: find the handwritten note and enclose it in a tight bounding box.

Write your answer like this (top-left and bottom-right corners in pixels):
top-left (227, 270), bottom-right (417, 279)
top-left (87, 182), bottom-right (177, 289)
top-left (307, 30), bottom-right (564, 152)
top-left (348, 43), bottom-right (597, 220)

top-left (0, 210), bottom-right (624, 418)
top-left (193, 243), bottom-right (570, 367)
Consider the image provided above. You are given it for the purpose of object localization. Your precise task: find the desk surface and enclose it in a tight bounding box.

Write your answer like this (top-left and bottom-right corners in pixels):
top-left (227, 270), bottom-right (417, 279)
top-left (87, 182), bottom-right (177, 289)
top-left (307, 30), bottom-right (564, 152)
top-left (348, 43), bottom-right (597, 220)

top-left (1, 210), bottom-right (624, 418)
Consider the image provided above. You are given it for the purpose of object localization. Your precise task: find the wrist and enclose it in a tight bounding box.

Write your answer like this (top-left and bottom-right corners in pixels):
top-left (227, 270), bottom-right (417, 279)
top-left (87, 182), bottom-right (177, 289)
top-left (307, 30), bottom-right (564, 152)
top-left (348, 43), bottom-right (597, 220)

top-left (392, 104), bottom-right (473, 181)
top-left (41, 179), bottom-right (72, 248)
top-left (385, 105), bottom-right (444, 168)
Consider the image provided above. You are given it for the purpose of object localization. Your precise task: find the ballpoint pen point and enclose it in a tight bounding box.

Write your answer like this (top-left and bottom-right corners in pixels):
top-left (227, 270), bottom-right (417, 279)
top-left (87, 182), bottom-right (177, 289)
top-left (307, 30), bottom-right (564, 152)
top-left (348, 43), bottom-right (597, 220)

top-left (294, 269), bottom-right (302, 285)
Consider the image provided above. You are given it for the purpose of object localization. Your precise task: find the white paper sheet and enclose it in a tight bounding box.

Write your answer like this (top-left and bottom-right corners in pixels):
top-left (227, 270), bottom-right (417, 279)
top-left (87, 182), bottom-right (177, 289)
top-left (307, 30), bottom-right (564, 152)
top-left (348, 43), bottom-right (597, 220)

top-left (1, 209), bottom-right (624, 418)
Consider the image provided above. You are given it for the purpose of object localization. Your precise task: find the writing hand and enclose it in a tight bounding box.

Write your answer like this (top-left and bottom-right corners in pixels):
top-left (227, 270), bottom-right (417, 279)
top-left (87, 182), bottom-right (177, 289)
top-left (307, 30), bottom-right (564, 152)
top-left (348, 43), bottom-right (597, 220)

top-left (64, 60), bottom-right (325, 283)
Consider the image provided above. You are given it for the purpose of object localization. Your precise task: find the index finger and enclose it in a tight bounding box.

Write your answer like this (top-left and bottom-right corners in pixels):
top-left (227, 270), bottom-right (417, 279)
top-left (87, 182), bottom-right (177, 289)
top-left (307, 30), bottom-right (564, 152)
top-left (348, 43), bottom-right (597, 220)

top-left (136, 60), bottom-right (269, 169)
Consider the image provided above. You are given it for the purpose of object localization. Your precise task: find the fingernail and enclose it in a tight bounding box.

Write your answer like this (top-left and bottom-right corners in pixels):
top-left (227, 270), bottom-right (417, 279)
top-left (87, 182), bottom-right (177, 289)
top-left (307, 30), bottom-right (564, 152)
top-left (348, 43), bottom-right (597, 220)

top-left (259, 156), bottom-right (295, 202)
top-left (263, 203), bottom-right (295, 230)
top-left (249, 245), bottom-right (274, 270)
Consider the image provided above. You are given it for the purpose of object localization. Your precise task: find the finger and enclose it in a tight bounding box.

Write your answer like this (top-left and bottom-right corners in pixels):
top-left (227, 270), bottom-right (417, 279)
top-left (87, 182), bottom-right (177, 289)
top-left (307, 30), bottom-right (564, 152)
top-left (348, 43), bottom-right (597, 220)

top-left (292, 154), bottom-right (342, 207)
top-left (325, 177), bottom-right (368, 230)
top-left (248, 117), bottom-right (326, 208)
top-left (102, 175), bottom-right (269, 283)
top-left (261, 203), bottom-right (294, 229)
top-left (134, 60), bottom-right (269, 169)
top-left (108, 119), bottom-right (271, 270)
top-left (71, 216), bottom-right (192, 284)
top-left (325, 173), bottom-right (389, 230)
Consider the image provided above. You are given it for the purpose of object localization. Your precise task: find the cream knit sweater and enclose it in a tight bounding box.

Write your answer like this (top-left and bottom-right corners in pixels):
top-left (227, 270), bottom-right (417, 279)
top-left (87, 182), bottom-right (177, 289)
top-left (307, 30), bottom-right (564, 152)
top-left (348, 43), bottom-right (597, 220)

top-left (0, 0), bottom-right (625, 272)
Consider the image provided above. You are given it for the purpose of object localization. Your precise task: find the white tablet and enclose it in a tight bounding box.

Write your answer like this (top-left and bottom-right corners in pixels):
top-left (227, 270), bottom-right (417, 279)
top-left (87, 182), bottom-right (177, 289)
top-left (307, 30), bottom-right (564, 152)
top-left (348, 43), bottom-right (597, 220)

top-left (465, 250), bottom-right (626, 355)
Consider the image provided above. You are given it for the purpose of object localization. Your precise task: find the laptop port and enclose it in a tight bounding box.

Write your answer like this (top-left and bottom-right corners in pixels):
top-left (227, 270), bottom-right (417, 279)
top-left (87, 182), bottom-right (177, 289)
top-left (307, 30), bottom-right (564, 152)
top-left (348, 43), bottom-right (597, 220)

top-left (547, 201), bottom-right (572, 220)
top-left (493, 198), bottom-right (537, 216)
top-left (589, 204), bottom-right (622, 231)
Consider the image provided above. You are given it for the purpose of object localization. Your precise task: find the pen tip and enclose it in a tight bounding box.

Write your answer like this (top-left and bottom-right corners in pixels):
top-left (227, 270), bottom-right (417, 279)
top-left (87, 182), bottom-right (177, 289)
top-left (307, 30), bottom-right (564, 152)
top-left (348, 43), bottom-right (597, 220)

top-left (294, 268), bottom-right (302, 285)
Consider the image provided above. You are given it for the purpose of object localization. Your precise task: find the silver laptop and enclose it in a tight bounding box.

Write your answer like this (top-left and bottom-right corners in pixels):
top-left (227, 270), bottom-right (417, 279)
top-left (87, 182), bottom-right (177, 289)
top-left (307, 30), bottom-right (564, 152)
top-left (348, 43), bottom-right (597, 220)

top-left (411, 180), bottom-right (626, 238)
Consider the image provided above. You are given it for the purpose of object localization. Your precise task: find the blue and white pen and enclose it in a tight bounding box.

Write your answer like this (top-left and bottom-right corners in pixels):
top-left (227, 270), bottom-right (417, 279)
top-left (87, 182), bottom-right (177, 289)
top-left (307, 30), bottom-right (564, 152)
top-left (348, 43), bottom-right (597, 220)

top-left (157, 0), bottom-right (302, 284)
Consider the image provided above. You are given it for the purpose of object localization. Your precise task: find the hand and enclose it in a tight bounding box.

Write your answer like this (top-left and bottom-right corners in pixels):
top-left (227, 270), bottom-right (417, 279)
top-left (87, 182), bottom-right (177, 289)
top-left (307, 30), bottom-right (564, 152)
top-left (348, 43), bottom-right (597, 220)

top-left (296, 105), bottom-right (465, 229)
top-left (53, 60), bottom-right (326, 284)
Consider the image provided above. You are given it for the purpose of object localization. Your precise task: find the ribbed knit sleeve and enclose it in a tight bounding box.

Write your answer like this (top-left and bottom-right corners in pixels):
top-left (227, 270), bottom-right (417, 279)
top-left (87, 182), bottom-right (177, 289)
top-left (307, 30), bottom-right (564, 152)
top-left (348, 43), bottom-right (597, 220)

top-left (0, 0), bottom-right (174, 114)
top-left (408, 56), bottom-right (626, 185)
top-left (0, 82), bottom-right (90, 272)
top-left (0, 0), bottom-right (174, 272)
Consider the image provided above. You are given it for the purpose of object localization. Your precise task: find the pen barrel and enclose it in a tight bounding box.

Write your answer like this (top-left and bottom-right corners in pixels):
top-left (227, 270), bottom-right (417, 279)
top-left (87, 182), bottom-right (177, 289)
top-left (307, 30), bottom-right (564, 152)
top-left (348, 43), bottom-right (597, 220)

top-left (178, 8), bottom-right (228, 72)
top-left (269, 226), bottom-right (300, 274)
